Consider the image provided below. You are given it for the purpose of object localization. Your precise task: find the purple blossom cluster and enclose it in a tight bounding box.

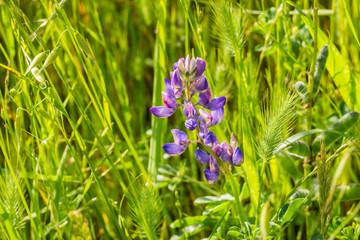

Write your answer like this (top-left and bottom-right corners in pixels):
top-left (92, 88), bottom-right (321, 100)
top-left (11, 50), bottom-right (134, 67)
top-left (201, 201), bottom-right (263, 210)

top-left (150, 55), bottom-right (244, 184)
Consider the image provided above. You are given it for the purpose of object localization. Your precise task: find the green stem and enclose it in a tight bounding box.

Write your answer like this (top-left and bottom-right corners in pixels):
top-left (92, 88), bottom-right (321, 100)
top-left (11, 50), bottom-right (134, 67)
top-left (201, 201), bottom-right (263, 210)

top-left (305, 0), bottom-right (318, 176)
top-left (195, 126), bottom-right (246, 229)
top-left (305, 1), bottom-right (318, 237)
top-left (227, 171), bottom-right (247, 228)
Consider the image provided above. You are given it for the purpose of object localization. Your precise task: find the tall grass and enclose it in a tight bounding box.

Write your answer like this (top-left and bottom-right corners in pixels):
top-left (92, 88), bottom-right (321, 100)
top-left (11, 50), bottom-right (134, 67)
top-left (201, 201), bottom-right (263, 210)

top-left (0, 0), bottom-right (359, 239)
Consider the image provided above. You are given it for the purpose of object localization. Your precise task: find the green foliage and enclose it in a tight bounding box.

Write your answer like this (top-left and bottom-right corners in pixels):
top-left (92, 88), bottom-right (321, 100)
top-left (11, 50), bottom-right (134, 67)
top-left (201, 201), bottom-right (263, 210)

top-left (316, 143), bottom-right (332, 237)
top-left (336, 184), bottom-right (360, 201)
top-left (0, 170), bottom-right (25, 232)
top-left (257, 91), bottom-right (299, 163)
top-left (128, 182), bottom-right (163, 239)
top-left (312, 111), bottom-right (359, 154)
top-left (295, 81), bottom-right (308, 103)
top-left (210, 0), bottom-right (245, 57)
top-left (313, 44), bottom-right (329, 95)
top-left (278, 198), bottom-right (306, 223)
top-left (286, 140), bottom-right (310, 159)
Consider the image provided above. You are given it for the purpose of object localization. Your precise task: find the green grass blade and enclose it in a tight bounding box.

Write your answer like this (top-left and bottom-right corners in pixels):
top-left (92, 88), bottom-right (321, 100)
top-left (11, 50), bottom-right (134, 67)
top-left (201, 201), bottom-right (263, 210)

top-left (149, 0), bottom-right (167, 183)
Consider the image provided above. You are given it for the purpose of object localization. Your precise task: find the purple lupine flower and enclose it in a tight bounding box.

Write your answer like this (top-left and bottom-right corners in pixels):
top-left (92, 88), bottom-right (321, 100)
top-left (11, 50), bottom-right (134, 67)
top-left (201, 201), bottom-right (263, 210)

top-left (190, 75), bottom-right (208, 96)
top-left (199, 119), bottom-right (208, 139)
top-left (204, 131), bottom-right (220, 148)
top-left (175, 56), bottom-right (192, 75)
top-left (174, 55), bottom-right (206, 81)
top-left (162, 129), bottom-right (190, 155)
top-left (194, 75), bottom-right (208, 92)
top-left (150, 78), bottom-right (178, 117)
top-left (194, 58), bottom-right (206, 79)
top-left (185, 118), bottom-right (198, 131)
top-left (164, 78), bottom-right (174, 96)
top-left (203, 130), bottom-right (223, 159)
top-left (183, 102), bottom-right (197, 118)
top-left (219, 138), bottom-right (244, 166)
top-left (199, 87), bottom-right (226, 111)
top-left (213, 145), bottom-right (223, 156)
top-left (170, 70), bottom-right (184, 99)
top-left (150, 106), bottom-right (176, 118)
top-left (195, 148), bottom-right (210, 164)
top-left (199, 107), bottom-right (224, 127)
top-left (170, 70), bottom-right (183, 89)
top-left (232, 147), bottom-right (244, 166)
top-left (204, 155), bottom-right (219, 184)
top-left (230, 133), bottom-right (244, 166)
top-left (220, 141), bottom-right (232, 163)
top-left (196, 149), bottom-right (219, 184)
top-left (183, 102), bottom-right (198, 131)
top-left (162, 92), bottom-right (177, 108)
top-left (202, 129), bottom-right (244, 166)
top-left (185, 55), bottom-right (197, 76)
top-left (151, 55), bottom-right (243, 184)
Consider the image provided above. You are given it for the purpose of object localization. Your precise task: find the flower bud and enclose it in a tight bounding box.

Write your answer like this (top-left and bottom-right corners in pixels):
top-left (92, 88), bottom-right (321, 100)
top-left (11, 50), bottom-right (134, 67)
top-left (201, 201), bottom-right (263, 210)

top-left (185, 118), bottom-right (198, 131)
top-left (213, 145), bottom-right (223, 156)
top-left (25, 51), bottom-right (47, 75)
top-left (177, 59), bottom-right (185, 75)
top-left (189, 56), bottom-right (197, 75)
top-left (230, 133), bottom-right (238, 150)
top-left (39, 43), bottom-right (62, 73)
top-left (232, 147), bottom-right (244, 166)
top-left (184, 55), bottom-right (191, 75)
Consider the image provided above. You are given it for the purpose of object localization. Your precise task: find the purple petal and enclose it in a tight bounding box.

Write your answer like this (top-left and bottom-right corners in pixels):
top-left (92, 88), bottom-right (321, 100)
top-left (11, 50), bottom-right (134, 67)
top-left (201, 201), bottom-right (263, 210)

top-left (185, 118), bottom-right (198, 131)
top-left (194, 76), bottom-right (208, 92)
top-left (199, 109), bottom-right (211, 121)
top-left (185, 55), bottom-right (191, 74)
top-left (204, 97), bottom-right (226, 111)
top-left (204, 169), bottom-right (219, 184)
top-left (171, 70), bottom-right (183, 88)
top-left (162, 92), bottom-right (177, 109)
top-left (209, 107), bottom-right (224, 127)
top-left (171, 129), bottom-right (188, 145)
top-left (183, 105), bottom-right (189, 118)
top-left (199, 87), bottom-right (211, 105)
top-left (195, 148), bottom-right (209, 165)
top-left (177, 58), bottom-right (185, 74)
top-left (183, 102), bottom-right (197, 118)
top-left (209, 155), bottom-right (219, 173)
top-left (188, 103), bottom-right (197, 118)
top-left (220, 141), bottom-right (232, 163)
top-left (174, 88), bottom-right (183, 99)
top-left (232, 147), bottom-right (244, 166)
top-left (163, 143), bottom-right (187, 156)
top-left (195, 58), bottom-right (206, 78)
top-left (173, 58), bottom-right (185, 70)
top-left (204, 131), bottom-right (220, 148)
top-left (190, 56), bottom-right (197, 74)
top-left (150, 106), bottom-right (175, 118)
top-left (199, 119), bottom-right (208, 139)
top-left (213, 145), bottom-right (223, 156)
top-left (164, 78), bottom-right (174, 97)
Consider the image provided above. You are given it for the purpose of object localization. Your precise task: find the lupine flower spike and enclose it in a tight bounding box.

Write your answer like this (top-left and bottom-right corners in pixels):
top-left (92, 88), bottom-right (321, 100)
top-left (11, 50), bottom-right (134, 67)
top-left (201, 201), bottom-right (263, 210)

top-left (150, 55), bottom-right (244, 184)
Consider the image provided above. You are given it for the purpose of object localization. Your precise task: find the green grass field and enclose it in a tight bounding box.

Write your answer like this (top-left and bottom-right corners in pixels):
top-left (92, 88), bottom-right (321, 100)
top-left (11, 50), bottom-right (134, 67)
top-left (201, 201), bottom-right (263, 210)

top-left (0, 0), bottom-right (360, 239)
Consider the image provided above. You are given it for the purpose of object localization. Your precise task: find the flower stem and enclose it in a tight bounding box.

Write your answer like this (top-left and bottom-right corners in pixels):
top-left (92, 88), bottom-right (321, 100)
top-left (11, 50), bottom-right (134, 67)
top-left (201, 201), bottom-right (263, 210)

top-left (195, 125), bottom-right (246, 229)
top-left (227, 171), bottom-right (247, 229)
